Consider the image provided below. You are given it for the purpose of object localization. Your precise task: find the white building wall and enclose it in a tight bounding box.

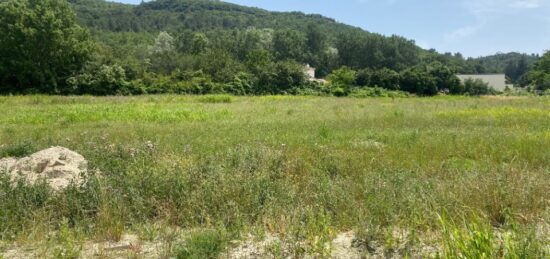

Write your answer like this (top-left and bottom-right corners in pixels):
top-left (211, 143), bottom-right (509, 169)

top-left (457, 74), bottom-right (508, 91)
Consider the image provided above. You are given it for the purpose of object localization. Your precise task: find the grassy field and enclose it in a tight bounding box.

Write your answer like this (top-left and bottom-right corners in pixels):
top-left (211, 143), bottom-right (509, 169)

top-left (1, 95), bottom-right (549, 258)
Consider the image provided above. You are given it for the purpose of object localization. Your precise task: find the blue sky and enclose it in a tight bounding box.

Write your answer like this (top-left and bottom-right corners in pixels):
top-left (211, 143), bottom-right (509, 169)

top-left (113, 0), bottom-right (550, 57)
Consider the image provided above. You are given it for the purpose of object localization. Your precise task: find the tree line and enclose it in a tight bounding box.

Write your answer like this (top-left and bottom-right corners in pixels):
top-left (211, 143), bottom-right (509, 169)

top-left (0, 0), bottom-right (548, 96)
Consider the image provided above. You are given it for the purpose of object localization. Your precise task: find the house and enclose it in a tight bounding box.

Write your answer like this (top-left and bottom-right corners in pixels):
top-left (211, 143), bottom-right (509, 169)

top-left (304, 64), bottom-right (326, 84)
top-left (456, 74), bottom-right (509, 91)
top-left (305, 64), bottom-right (316, 79)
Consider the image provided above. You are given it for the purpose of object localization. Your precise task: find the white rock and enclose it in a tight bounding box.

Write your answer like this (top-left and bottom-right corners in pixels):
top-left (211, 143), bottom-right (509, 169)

top-left (5, 147), bottom-right (88, 191)
top-left (0, 157), bottom-right (17, 172)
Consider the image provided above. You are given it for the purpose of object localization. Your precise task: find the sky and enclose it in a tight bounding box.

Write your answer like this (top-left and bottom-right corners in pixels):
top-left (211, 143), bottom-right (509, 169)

top-left (113, 0), bottom-right (550, 57)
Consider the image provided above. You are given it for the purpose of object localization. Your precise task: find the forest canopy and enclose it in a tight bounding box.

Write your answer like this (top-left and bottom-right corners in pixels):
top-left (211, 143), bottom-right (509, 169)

top-left (0, 0), bottom-right (546, 95)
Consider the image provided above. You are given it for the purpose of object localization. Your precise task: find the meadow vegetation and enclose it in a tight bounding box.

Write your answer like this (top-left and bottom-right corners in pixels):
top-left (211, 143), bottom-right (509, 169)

top-left (1, 95), bottom-right (549, 258)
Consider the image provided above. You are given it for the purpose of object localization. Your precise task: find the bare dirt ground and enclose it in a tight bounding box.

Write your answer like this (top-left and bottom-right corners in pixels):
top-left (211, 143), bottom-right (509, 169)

top-left (1, 234), bottom-right (163, 259)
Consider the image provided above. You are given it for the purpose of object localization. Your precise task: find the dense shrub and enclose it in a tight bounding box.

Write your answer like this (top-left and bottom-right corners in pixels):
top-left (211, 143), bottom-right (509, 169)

top-left (327, 66), bottom-right (357, 89)
top-left (400, 68), bottom-right (438, 95)
top-left (223, 72), bottom-right (255, 95)
top-left (348, 87), bottom-right (410, 98)
top-left (462, 78), bottom-right (494, 96)
top-left (526, 50), bottom-right (550, 91)
top-left (173, 229), bottom-right (229, 259)
top-left (256, 60), bottom-right (307, 94)
top-left (67, 65), bottom-right (146, 95)
top-left (357, 68), bottom-right (401, 90)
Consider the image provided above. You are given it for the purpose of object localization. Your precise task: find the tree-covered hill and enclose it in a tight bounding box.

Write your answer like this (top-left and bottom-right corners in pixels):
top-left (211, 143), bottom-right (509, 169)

top-left (473, 52), bottom-right (539, 83)
top-left (68, 0), bottom-right (425, 74)
top-left (70, 0), bottom-right (361, 36)
top-left (67, 0), bottom-right (540, 78)
top-left (1, 0), bottom-right (546, 95)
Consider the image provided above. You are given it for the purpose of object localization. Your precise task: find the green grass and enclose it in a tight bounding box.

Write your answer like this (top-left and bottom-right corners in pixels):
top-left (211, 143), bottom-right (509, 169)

top-left (0, 95), bottom-right (549, 257)
top-left (174, 229), bottom-right (229, 259)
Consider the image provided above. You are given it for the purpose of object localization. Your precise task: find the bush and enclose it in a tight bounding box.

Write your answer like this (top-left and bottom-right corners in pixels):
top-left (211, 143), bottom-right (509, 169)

top-left (400, 68), bottom-right (438, 95)
top-left (348, 87), bottom-right (410, 98)
top-left (174, 229), bottom-right (228, 259)
top-left (0, 141), bottom-right (37, 157)
top-left (358, 68), bottom-right (401, 90)
top-left (145, 70), bottom-right (222, 94)
top-left (256, 60), bottom-right (307, 94)
top-left (428, 62), bottom-right (461, 93)
top-left (331, 87), bottom-right (346, 97)
top-left (68, 65), bottom-right (146, 95)
top-left (462, 78), bottom-right (494, 96)
top-left (327, 66), bottom-right (357, 89)
top-left (223, 72), bottom-right (254, 95)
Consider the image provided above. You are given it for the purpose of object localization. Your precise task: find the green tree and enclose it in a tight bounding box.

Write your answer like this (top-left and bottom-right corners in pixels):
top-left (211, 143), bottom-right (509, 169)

top-left (191, 33), bottom-right (209, 54)
top-left (327, 66), bottom-right (357, 89)
top-left (0, 0), bottom-right (93, 93)
top-left (197, 49), bottom-right (243, 83)
top-left (306, 24), bottom-right (326, 54)
top-left (400, 67), bottom-right (437, 95)
top-left (256, 60), bottom-right (306, 94)
top-left (148, 31), bottom-right (178, 74)
top-left (463, 78), bottom-right (492, 95)
top-left (67, 64), bottom-right (143, 95)
top-left (369, 68), bottom-right (401, 90)
top-left (273, 30), bottom-right (307, 61)
top-left (505, 56), bottom-right (529, 83)
top-left (527, 51), bottom-right (550, 91)
top-left (149, 31), bottom-right (175, 54)
top-left (427, 62), bottom-right (460, 92)
top-left (245, 49), bottom-right (273, 74)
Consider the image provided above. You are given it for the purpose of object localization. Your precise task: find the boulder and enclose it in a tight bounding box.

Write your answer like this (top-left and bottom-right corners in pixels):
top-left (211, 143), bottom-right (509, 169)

top-left (0, 157), bottom-right (17, 172)
top-left (0, 147), bottom-right (88, 191)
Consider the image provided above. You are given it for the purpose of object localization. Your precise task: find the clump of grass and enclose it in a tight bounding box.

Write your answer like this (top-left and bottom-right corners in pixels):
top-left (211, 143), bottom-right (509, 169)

top-left (173, 229), bottom-right (229, 259)
top-left (0, 176), bottom-right (52, 240)
top-left (289, 208), bottom-right (334, 257)
top-left (348, 87), bottom-right (410, 98)
top-left (440, 215), bottom-right (495, 258)
top-left (0, 141), bottom-right (36, 157)
top-left (52, 218), bottom-right (82, 259)
top-left (439, 214), bottom-right (548, 258)
top-left (198, 95), bottom-right (232, 103)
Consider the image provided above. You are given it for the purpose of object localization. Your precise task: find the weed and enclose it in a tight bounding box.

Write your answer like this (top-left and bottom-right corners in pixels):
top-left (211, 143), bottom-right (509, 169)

top-left (266, 240), bottom-right (286, 258)
top-left (0, 141), bottom-right (36, 157)
top-left (173, 229), bottom-right (228, 259)
top-left (52, 218), bottom-right (82, 259)
top-left (198, 95), bottom-right (232, 103)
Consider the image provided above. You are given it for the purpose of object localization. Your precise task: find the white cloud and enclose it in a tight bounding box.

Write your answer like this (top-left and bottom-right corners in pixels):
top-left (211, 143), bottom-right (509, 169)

top-left (444, 25), bottom-right (480, 41)
top-left (445, 0), bottom-right (548, 42)
top-left (508, 0), bottom-right (541, 8)
top-left (463, 0), bottom-right (545, 16)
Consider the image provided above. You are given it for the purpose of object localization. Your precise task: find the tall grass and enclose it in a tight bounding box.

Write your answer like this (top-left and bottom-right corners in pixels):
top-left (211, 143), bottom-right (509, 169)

top-left (0, 95), bottom-right (549, 256)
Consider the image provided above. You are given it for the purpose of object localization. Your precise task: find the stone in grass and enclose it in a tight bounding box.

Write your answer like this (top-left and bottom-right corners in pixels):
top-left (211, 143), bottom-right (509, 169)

top-left (0, 146), bottom-right (88, 191)
top-left (0, 157), bottom-right (17, 172)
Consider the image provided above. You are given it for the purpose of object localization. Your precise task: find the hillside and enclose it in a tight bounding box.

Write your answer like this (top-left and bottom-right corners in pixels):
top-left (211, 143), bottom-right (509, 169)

top-left (68, 0), bottom-right (424, 74)
top-left (69, 0), bottom-right (538, 75)
top-left (70, 0), bottom-right (366, 38)
top-left (474, 52), bottom-right (539, 83)
top-left (1, 0), bottom-right (543, 94)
